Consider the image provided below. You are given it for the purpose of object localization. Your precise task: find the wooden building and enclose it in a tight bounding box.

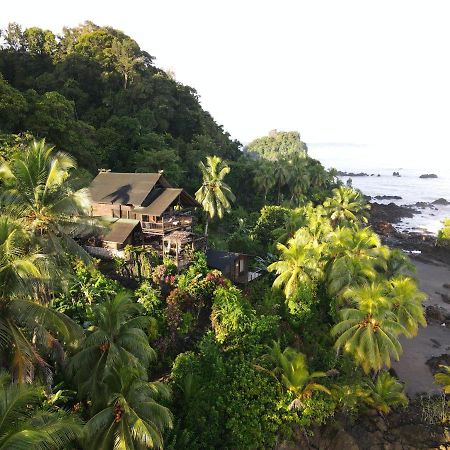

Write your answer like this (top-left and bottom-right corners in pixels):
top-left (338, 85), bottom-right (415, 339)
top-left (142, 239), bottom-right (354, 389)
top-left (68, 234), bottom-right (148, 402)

top-left (206, 249), bottom-right (250, 284)
top-left (88, 171), bottom-right (205, 259)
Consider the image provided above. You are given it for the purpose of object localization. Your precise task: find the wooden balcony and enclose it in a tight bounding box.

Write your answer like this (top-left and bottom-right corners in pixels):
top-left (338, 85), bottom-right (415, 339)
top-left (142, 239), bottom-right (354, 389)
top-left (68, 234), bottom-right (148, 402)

top-left (141, 215), bottom-right (195, 235)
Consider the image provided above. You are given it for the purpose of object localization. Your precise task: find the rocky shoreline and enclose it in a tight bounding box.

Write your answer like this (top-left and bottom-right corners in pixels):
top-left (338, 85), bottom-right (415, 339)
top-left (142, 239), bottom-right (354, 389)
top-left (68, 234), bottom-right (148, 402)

top-left (369, 201), bottom-right (450, 266)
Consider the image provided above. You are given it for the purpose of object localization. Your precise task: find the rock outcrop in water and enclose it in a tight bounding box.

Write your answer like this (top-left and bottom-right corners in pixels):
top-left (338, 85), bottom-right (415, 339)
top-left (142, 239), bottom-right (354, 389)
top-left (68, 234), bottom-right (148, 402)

top-left (336, 171), bottom-right (369, 177)
top-left (420, 173), bottom-right (438, 178)
top-left (432, 197), bottom-right (449, 205)
top-left (374, 195), bottom-right (403, 200)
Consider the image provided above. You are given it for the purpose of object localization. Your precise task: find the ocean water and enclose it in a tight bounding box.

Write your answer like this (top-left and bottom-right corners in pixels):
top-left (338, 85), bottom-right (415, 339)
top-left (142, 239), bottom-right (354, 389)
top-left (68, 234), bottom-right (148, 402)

top-left (308, 144), bottom-right (450, 235)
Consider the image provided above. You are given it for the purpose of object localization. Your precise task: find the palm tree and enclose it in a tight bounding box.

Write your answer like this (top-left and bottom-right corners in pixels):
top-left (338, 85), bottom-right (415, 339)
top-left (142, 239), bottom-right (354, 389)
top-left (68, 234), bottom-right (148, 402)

top-left (384, 249), bottom-right (415, 278)
top-left (287, 156), bottom-right (310, 205)
top-left (434, 365), bottom-right (450, 394)
top-left (364, 371), bottom-right (408, 414)
top-left (387, 276), bottom-right (426, 337)
top-left (323, 186), bottom-right (370, 228)
top-left (0, 374), bottom-right (82, 449)
top-left (261, 341), bottom-right (330, 411)
top-left (272, 207), bottom-right (307, 243)
top-left (268, 228), bottom-right (323, 298)
top-left (326, 227), bottom-right (389, 298)
top-left (326, 256), bottom-right (378, 299)
top-left (0, 216), bottom-right (81, 383)
top-left (254, 160), bottom-right (275, 202)
top-left (195, 156), bottom-right (235, 236)
top-left (273, 158), bottom-right (291, 204)
top-left (84, 366), bottom-right (173, 449)
top-left (331, 283), bottom-right (407, 373)
top-left (0, 139), bottom-right (94, 265)
top-left (68, 292), bottom-right (156, 407)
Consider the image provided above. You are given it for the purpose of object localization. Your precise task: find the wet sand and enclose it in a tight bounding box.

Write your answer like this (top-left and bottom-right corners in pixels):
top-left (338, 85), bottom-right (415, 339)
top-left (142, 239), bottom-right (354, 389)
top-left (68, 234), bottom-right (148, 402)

top-left (392, 257), bottom-right (450, 397)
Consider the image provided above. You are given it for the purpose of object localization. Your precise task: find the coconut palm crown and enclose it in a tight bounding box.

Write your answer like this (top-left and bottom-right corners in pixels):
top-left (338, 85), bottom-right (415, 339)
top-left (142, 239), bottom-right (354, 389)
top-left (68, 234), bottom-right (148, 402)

top-left (0, 139), bottom-right (93, 264)
top-left (195, 155), bottom-right (235, 235)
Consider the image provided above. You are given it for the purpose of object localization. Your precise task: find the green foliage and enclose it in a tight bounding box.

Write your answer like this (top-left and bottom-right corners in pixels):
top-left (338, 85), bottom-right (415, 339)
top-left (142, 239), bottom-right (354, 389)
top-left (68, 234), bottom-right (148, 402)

top-left (252, 205), bottom-right (291, 248)
top-left (211, 285), bottom-right (254, 345)
top-left (68, 292), bottom-right (156, 406)
top-left (364, 371), bottom-right (408, 414)
top-left (83, 366), bottom-right (173, 449)
top-left (437, 218), bottom-right (450, 247)
top-left (223, 358), bottom-right (283, 450)
top-left (323, 186), bottom-right (370, 228)
top-left (261, 341), bottom-right (331, 412)
top-left (0, 374), bottom-right (82, 449)
top-left (245, 130), bottom-right (308, 161)
top-left (435, 365), bottom-right (450, 394)
top-left (135, 281), bottom-right (163, 317)
top-left (0, 21), bottom-right (241, 187)
top-left (285, 282), bottom-right (317, 322)
top-left (52, 259), bottom-right (120, 323)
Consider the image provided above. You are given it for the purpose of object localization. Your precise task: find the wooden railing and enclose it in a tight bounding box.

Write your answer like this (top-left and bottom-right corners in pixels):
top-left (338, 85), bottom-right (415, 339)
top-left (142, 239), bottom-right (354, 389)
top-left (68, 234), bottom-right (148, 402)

top-left (141, 215), bottom-right (194, 234)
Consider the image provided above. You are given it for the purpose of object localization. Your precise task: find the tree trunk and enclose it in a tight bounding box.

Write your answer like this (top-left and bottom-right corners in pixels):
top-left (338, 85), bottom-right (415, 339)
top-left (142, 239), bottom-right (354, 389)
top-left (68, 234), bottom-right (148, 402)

top-left (204, 216), bottom-right (209, 237)
top-left (124, 72), bottom-right (128, 89)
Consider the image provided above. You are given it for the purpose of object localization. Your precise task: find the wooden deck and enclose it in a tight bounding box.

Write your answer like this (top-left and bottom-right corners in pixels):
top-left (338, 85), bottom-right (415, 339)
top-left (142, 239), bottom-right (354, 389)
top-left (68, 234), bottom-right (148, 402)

top-left (141, 216), bottom-right (194, 235)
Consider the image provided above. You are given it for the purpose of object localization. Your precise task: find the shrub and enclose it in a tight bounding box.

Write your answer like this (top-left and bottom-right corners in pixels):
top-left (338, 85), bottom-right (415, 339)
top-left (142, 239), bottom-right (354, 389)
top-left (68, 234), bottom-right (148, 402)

top-left (135, 281), bottom-right (162, 317)
top-left (437, 219), bottom-right (450, 247)
top-left (211, 285), bottom-right (254, 345)
top-left (52, 259), bottom-right (120, 323)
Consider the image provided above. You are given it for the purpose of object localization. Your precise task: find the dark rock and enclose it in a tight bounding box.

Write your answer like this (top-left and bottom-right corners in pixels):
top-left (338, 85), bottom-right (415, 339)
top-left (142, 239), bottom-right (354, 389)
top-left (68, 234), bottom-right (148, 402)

top-left (370, 203), bottom-right (417, 228)
top-left (426, 354), bottom-right (450, 375)
top-left (415, 201), bottom-right (431, 208)
top-left (375, 195), bottom-right (403, 200)
top-left (432, 197), bottom-right (449, 205)
top-left (420, 173), bottom-right (438, 178)
top-left (443, 284), bottom-right (450, 290)
top-left (426, 305), bottom-right (450, 324)
top-left (337, 170), bottom-right (369, 177)
top-left (440, 292), bottom-right (450, 304)
top-left (393, 171), bottom-right (401, 177)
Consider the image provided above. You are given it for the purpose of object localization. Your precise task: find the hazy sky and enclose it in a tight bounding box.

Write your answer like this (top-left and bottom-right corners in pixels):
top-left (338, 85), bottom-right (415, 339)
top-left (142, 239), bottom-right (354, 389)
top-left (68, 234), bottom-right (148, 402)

top-left (2, 1), bottom-right (450, 169)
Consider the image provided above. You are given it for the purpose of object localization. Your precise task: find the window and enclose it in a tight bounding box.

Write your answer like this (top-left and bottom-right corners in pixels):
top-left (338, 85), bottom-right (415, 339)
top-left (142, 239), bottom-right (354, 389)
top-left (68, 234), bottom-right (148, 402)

top-left (239, 257), bottom-right (245, 274)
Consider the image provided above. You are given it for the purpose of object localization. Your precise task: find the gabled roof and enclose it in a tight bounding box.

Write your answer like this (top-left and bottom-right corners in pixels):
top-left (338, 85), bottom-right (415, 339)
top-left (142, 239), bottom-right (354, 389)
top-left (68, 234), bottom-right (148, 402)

top-left (103, 219), bottom-right (140, 244)
top-left (89, 172), bottom-right (170, 206)
top-left (134, 188), bottom-right (199, 217)
top-left (206, 249), bottom-right (243, 272)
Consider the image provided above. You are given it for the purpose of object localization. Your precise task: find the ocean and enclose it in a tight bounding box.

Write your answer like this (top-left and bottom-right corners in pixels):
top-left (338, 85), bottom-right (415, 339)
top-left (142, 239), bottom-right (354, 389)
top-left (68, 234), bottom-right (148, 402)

top-left (308, 144), bottom-right (450, 235)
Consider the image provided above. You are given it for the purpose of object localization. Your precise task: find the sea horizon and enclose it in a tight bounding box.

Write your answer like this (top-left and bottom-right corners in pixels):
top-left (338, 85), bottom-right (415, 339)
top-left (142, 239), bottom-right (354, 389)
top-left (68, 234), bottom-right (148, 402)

top-left (308, 143), bottom-right (450, 235)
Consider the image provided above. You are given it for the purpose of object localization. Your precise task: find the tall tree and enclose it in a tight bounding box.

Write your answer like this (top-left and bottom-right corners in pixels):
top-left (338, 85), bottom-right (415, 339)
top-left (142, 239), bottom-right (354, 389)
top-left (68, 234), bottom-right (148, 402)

top-left (195, 155), bottom-right (235, 236)
top-left (111, 38), bottom-right (145, 89)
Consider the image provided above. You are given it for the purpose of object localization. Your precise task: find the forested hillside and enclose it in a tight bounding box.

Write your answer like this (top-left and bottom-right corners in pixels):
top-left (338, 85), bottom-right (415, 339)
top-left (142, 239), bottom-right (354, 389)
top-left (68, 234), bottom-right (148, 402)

top-left (0, 22), bottom-right (335, 213)
top-left (0, 21), bottom-right (240, 192)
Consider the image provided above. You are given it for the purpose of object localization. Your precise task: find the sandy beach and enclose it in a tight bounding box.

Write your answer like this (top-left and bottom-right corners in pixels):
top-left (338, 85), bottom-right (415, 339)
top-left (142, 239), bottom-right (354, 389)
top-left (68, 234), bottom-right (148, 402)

top-left (392, 256), bottom-right (450, 397)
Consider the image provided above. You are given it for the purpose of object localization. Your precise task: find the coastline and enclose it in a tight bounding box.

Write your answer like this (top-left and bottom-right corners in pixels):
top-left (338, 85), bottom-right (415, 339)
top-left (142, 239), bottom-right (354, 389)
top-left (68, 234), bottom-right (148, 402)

top-left (369, 203), bottom-right (450, 397)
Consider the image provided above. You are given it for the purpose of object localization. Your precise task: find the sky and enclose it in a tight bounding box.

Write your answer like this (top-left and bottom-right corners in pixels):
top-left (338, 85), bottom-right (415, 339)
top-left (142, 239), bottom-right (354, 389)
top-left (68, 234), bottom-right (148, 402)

top-left (2, 0), bottom-right (450, 169)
